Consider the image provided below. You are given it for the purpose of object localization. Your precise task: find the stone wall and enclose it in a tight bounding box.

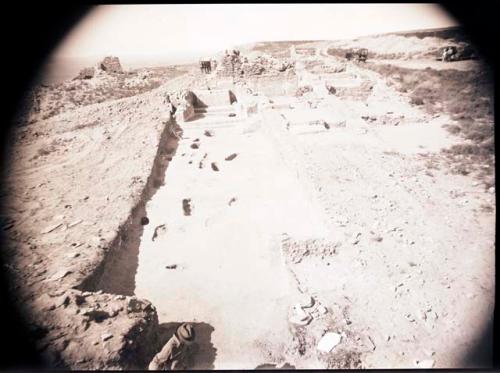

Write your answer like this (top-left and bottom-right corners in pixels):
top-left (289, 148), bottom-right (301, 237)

top-left (99, 56), bottom-right (123, 73)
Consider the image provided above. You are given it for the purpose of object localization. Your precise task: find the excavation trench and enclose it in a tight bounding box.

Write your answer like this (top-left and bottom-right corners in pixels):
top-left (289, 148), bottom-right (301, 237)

top-left (78, 117), bottom-right (180, 294)
top-left (76, 87), bottom-right (328, 368)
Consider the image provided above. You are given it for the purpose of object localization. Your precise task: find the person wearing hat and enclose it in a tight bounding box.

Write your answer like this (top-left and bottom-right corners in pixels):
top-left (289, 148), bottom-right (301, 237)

top-left (148, 323), bottom-right (196, 370)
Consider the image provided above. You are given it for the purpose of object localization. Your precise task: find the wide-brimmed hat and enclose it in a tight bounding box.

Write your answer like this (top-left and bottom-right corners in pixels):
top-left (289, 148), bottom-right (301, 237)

top-left (176, 323), bottom-right (195, 342)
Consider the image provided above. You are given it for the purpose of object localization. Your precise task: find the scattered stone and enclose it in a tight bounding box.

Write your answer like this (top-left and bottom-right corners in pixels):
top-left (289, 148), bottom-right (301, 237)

top-left (488, 187), bottom-right (495, 194)
top-left (295, 85), bottom-right (313, 97)
top-left (67, 219), bottom-right (83, 228)
top-left (228, 113), bottom-right (236, 117)
top-left (289, 303), bottom-right (312, 326)
top-left (101, 333), bottom-right (113, 342)
top-left (41, 222), bottom-right (63, 234)
top-left (351, 232), bottom-right (362, 245)
top-left (225, 153), bottom-right (238, 161)
top-left (405, 313), bottom-right (416, 322)
top-left (182, 199), bottom-right (192, 216)
top-left (140, 217), bottom-right (149, 226)
top-left (299, 295), bottom-right (315, 309)
top-left (317, 332), bottom-right (342, 353)
top-left (83, 309), bottom-right (111, 322)
top-left (228, 197), bottom-right (237, 206)
top-left (190, 143), bottom-right (199, 149)
top-left (211, 162), bottom-right (219, 171)
top-left (127, 298), bottom-right (143, 313)
top-left (317, 305), bottom-right (328, 315)
top-left (109, 305), bottom-right (123, 317)
top-left (165, 264), bottom-right (177, 269)
top-left (204, 130), bottom-right (214, 137)
top-left (47, 270), bottom-right (72, 282)
top-left (325, 84), bottom-right (336, 95)
top-left (66, 252), bottom-right (80, 259)
top-left (368, 335), bottom-right (376, 350)
top-left (152, 224), bottom-right (167, 241)
top-left (289, 313), bottom-right (312, 326)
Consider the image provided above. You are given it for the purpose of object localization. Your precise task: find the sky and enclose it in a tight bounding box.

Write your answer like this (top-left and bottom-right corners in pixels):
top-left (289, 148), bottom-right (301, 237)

top-left (53, 4), bottom-right (458, 64)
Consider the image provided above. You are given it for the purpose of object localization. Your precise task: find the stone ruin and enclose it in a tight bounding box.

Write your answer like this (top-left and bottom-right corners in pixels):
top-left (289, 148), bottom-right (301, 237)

top-left (99, 56), bottom-right (123, 73)
top-left (73, 57), bottom-right (123, 81)
top-left (216, 49), bottom-right (295, 80)
top-left (167, 90), bottom-right (199, 122)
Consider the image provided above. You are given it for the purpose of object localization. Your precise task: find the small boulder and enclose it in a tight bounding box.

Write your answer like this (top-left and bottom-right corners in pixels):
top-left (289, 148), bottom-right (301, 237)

top-left (317, 332), bottom-right (342, 353)
top-left (225, 153), bottom-right (238, 161)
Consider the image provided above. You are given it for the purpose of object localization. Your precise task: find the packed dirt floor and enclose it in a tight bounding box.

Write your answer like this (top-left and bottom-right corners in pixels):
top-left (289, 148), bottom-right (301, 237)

top-left (2, 41), bottom-right (495, 369)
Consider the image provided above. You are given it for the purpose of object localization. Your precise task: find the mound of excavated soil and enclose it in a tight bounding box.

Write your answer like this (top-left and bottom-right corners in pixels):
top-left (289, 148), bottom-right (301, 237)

top-left (1, 73), bottom-right (194, 369)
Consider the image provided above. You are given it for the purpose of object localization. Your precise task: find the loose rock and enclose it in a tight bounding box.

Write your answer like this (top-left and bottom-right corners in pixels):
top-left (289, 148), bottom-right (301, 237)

top-left (101, 333), bottom-right (113, 342)
top-left (225, 153), bottom-right (238, 161)
top-left (317, 332), bottom-right (342, 352)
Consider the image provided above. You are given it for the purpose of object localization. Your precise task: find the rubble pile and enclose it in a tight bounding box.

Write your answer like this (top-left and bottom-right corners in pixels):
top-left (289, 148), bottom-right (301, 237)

top-left (305, 60), bottom-right (347, 74)
top-left (29, 289), bottom-right (160, 369)
top-left (216, 50), bottom-right (295, 79)
top-left (15, 59), bottom-right (188, 124)
top-left (335, 79), bottom-right (375, 101)
top-left (282, 238), bottom-right (341, 264)
top-left (295, 85), bottom-right (314, 97)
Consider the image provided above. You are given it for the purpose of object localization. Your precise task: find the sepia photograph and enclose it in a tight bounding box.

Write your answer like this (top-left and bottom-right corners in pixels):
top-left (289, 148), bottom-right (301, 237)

top-left (0, 3), bottom-right (496, 370)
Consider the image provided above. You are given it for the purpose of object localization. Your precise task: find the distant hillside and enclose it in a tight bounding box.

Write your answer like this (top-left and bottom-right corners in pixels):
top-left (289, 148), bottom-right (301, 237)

top-left (240, 40), bottom-right (323, 58)
top-left (373, 26), bottom-right (469, 43)
top-left (238, 27), bottom-right (468, 60)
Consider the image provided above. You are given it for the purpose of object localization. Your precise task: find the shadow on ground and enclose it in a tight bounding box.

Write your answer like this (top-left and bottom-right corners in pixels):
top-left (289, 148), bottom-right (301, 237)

top-left (158, 321), bottom-right (217, 370)
top-left (84, 119), bottom-right (180, 295)
top-left (256, 362), bottom-right (296, 369)
top-left (461, 316), bottom-right (494, 368)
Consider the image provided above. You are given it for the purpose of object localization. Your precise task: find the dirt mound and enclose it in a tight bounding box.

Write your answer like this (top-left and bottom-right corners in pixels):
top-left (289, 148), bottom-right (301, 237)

top-left (2, 73), bottom-right (194, 369)
top-left (18, 64), bottom-right (188, 124)
top-left (30, 289), bottom-right (159, 369)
